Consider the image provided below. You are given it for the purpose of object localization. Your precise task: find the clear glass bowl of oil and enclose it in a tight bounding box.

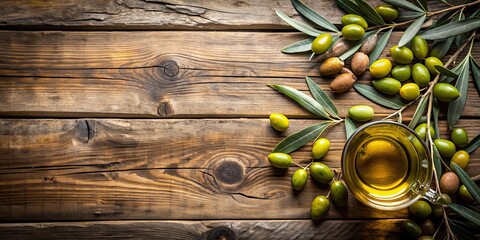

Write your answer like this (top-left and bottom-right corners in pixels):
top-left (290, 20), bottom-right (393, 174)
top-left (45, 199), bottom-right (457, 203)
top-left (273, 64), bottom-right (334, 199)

top-left (342, 121), bottom-right (433, 210)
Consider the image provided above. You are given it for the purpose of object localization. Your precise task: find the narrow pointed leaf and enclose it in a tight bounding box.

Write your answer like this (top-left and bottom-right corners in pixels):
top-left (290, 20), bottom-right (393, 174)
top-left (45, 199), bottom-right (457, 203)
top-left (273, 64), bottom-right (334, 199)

top-left (433, 145), bottom-right (442, 182)
top-left (408, 96), bottom-right (427, 128)
top-left (396, 12), bottom-right (425, 22)
top-left (471, 8), bottom-right (480, 18)
top-left (430, 38), bottom-right (454, 59)
top-left (353, 84), bottom-right (406, 109)
top-left (339, 31), bottom-right (375, 60)
top-left (447, 59), bottom-right (469, 129)
top-left (470, 57), bottom-right (480, 95)
top-left (455, 13), bottom-right (467, 48)
top-left (420, 18), bottom-right (480, 40)
top-left (452, 162), bottom-right (480, 205)
top-left (450, 219), bottom-right (480, 232)
top-left (440, 56), bottom-right (468, 83)
top-left (463, 134), bottom-right (480, 154)
top-left (432, 98), bottom-right (440, 139)
top-left (382, 0), bottom-right (425, 13)
top-left (282, 38), bottom-right (315, 53)
top-left (273, 122), bottom-right (331, 153)
top-left (345, 117), bottom-right (356, 140)
top-left (416, 0), bottom-right (427, 11)
top-left (269, 84), bottom-right (329, 118)
top-left (369, 28), bottom-right (393, 65)
top-left (398, 14), bottom-right (426, 47)
top-left (275, 10), bottom-right (323, 37)
top-left (305, 76), bottom-right (339, 118)
top-left (435, 65), bottom-right (459, 78)
top-left (449, 220), bottom-right (478, 240)
top-left (430, 12), bottom-right (455, 29)
top-left (291, 0), bottom-right (339, 32)
top-left (336, 0), bottom-right (364, 17)
top-left (448, 203), bottom-right (480, 227)
top-left (355, 0), bottom-right (385, 25)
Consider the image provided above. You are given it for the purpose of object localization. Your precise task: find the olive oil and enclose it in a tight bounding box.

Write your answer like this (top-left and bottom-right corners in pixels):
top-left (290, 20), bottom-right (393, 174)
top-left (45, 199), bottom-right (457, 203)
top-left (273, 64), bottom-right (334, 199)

top-left (342, 122), bottom-right (432, 210)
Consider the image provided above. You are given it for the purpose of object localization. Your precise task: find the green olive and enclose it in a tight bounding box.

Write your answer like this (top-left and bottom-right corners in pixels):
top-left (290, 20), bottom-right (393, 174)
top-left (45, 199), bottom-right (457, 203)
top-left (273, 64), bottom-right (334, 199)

top-left (348, 105), bottom-right (374, 122)
top-left (342, 24), bottom-right (365, 41)
top-left (310, 195), bottom-right (330, 220)
top-left (400, 83), bottom-right (420, 101)
top-left (341, 14), bottom-right (368, 29)
top-left (291, 168), bottom-right (308, 191)
top-left (312, 138), bottom-right (330, 159)
top-left (433, 83), bottom-right (460, 102)
top-left (402, 220), bottom-right (422, 238)
top-left (330, 180), bottom-right (348, 207)
top-left (391, 65), bottom-right (411, 82)
top-left (450, 150), bottom-right (470, 169)
top-left (441, 193), bottom-right (452, 204)
top-left (409, 200), bottom-right (432, 219)
top-left (269, 113), bottom-right (289, 131)
top-left (425, 57), bottom-right (444, 75)
top-left (390, 45), bottom-right (414, 64)
top-left (320, 57), bottom-right (345, 76)
top-left (451, 128), bottom-right (469, 148)
top-left (414, 123), bottom-right (435, 140)
top-left (440, 172), bottom-right (460, 195)
top-left (411, 36), bottom-right (428, 60)
top-left (375, 4), bottom-right (399, 22)
top-left (412, 63), bottom-right (431, 87)
top-left (421, 219), bottom-right (435, 236)
top-left (372, 77), bottom-right (401, 95)
top-left (431, 204), bottom-right (443, 218)
top-left (458, 185), bottom-right (474, 203)
top-left (309, 162), bottom-right (333, 184)
top-left (369, 58), bottom-right (392, 78)
top-left (434, 139), bottom-right (456, 158)
top-left (418, 236), bottom-right (434, 240)
top-left (311, 33), bottom-right (333, 54)
top-left (267, 153), bottom-right (292, 168)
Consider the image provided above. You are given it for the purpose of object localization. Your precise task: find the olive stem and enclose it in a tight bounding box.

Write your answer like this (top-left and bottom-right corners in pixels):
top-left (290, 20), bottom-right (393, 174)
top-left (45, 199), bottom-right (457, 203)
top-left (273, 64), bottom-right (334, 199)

top-left (381, 94), bottom-right (422, 120)
top-left (427, 0), bottom-right (480, 17)
top-left (292, 161), bottom-right (304, 169)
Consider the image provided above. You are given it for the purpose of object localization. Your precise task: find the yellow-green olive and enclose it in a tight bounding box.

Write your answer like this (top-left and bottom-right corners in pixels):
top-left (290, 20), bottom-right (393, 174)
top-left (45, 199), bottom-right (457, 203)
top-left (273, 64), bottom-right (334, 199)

top-left (309, 162), bottom-right (333, 184)
top-left (412, 63), bottom-right (431, 87)
top-left (400, 83), bottom-right (420, 101)
top-left (391, 65), bottom-right (411, 82)
top-left (402, 220), bottom-right (422, 238)
top-left (342, 24), bottom-right (365, 41)
top-left (451, 128), bottom-right (469, 148)
top-left (433, 83), bottom-right (460, 102)
top-left (375, 4), bottom-right (399, 22)
top-left (411, 36), bottom-right (428, 60)
top-left (267, 152), bottom-right (292, 168)
top-left (330, 180), bottom-right (348, 207)
top-left (441, 193), bottom-right (452, 204)
top-left (291, 168), bottom-right (308, 190)
top-left (373, 77), bottom-right (401, 95)
top-left (341, 14), bottom-right (368, 29)
top-left (269, 113), bottom-right (289, 131)
top-left (369, 58), bottom-right (392, 78)
top-left (434, 139), bottom-right (456, 158)
top-left (458, 185), bottom-right (474, 203)
top-left (312, 138), bottom-right (330, 159)
top-left (421, 219), bottom-right (435, 236)
top-left (415, 123), bottom-right (435, 140)
top-left (409, 200), bottom-right (432, 219)
top-left (440, 172), bottom-right (459, 195)
top-left (390, 45), bottom-right (414, 64)
top-left (450, 150), bottom-right (470, 169)
top-left (311, 33), bottom-right (333, 54)
top-left (425, 57), bottom-right (444, 75)
top-left (348, 105), bottom-right (374, 122)
top-left (320, 57), bottom-right (344, 76)
top-left (310, 195), bottom-right (330, 220)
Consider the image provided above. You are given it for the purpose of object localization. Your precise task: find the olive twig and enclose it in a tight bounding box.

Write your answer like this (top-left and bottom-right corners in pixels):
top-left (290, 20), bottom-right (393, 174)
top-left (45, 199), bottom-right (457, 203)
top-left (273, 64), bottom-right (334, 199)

top-left (427, 0), bottom-right (480, 17)
top-left (292, 161), bottom-right (305, 169)
top-left (382, 94), bottom-right (422, 120)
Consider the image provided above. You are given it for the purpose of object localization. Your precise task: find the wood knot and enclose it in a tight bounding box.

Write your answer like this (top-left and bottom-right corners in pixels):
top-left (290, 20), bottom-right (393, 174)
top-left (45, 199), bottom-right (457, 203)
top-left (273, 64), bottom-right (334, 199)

top-left (210, 158), bottom-right (246, 192)
top-left (203, 226), bottom-right (236, 240)
top-left (74, 120), bottom-right (95, 143)
top-left (160, 60), bottom-right (179, 79)
top-left (157, 101), bottom-right (174, 117)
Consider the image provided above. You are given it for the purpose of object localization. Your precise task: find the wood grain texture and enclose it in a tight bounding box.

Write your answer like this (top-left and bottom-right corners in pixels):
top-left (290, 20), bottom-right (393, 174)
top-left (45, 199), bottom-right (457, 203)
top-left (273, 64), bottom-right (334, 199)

top-left (0, 31), bottom-right (479, 118)
top-left (0, 119), bottom-right (478, 221)
top-left (0, 219), bottom-right (408, 239)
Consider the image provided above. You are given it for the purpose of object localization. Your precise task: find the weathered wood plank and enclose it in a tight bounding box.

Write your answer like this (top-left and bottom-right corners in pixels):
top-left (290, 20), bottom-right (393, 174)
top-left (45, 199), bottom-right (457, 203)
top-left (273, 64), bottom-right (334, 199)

top-left (0, 219), bottom-right (409, 239)
top-left (0, 31), bottom-right (479, 118)
top-left (0, 119), bottom-right (478, 221)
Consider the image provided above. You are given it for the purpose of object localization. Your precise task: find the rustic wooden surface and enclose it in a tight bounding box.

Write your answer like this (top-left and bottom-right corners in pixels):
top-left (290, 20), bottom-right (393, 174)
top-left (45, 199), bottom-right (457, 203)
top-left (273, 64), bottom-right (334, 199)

top-left (0, 0), bottom-right (479, 239)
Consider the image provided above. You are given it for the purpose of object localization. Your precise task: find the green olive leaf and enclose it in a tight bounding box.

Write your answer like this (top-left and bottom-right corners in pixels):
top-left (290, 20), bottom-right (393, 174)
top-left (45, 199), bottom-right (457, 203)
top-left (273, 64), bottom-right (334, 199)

top-left (281, 38), bottom-right (315, 53)
top-left (369, 28), bottom-right (393, 65)
top-left (339, 31), bottom-right (376, 61)
top-left (273, 121), bottom-right (332, 153)
top-left (420, 18), bottom-right (480, 40)
top-left (435, 65), bottom-right (459, 78)
top-left (382, 0), bottom-right (425, 13)
top-left (449, 220), bottom-right (479, 240)
top-left (447, 57), bottom-right (470, 129)
top-left (448, 203), bottom-right (480, 228)
top-left (269, 84), bottom-right (329, 119)
top-left (353, 83), bottom-right (406, 109)
top-left (408, 96), bottom-right (427, 129)
top-left (429, 11), bottom-right (454, 29)
top-left (430, 38), bottom-right (455, 59)
top-left (398, 14), bottom-right (426, 47)
top-left (470, 56), bottom-right (480, 95)
top-left (463, 134), bottom-right (480, 154)
top-left (291, 0), bottom-right (339, 32)
top-left (455, 12), bottom-right (467, 48)
top-left (416, 0), bottom-right (428, 12)
top-left (471, 8), bottom-right (480, 18)
top-left (396, 12), bottom-right (425, 22)
top-left (441, 56), bottom-right (468, 83)
top-left (344, 117), bottom-right (356, 139)
top-left (336, 0), bottom-right (365, 19)
top-left (305, 76), bottom-right (339, 118)
top-left (452, 162), bottom-right (480, 205)
top-left (432, 98), bottom-right (440, 139)
top-left (433, 145), bottom-right (442, 182)
top-left (275, 10), bottom-right (323, 37)
top-left (354, 0), bottom-right (385, 25)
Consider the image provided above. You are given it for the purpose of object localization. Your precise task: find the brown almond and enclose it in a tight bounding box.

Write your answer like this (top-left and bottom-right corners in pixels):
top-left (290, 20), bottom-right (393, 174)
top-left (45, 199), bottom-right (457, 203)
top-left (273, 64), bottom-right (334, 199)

top-left (351, 52), bottom-right (369, 76)
top-left (360, 34), bottom-right (377, 54)
top-left (320, 57), bottom-right (344, 76)
top-left (330, 73), bottom-right (356, 93)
